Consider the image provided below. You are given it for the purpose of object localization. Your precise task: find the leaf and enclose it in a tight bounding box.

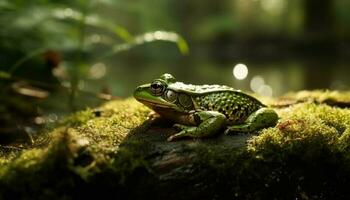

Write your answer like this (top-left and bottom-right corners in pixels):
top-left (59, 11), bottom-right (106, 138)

top-left (52, 8), bottom-right (133, 42)
top-left (9, 48), bottom-right (47, 74)
top-left (175, 35), bottom-right (190, 55)
top-left (103, 31), bottom-right (189, 57)
top-left (0, 71), bottom-right (11, 80)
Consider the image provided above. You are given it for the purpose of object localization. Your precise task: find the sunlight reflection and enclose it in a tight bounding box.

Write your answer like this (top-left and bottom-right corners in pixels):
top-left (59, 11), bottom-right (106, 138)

top-left (135, 31), bottom-right (179, 44)
top-left (233, 63), bottom-right (248, 80)
top-left (257, 84), bottom-right (273, 97)
top-left (111, 31), bottom-right (188, 55)
top-left (90, 34), bottom-right (102, 43)
top-left (54, 8), bottom-right (81, 19)
top-left (250, 75), bottom-right (265, 92)
top-left (250, 75), bottom-right (273, 97)
top-left (34, 116), bottom-right (46, 125)
top-left (63, 8), bottom-right (74, 17)
top-left (47, 114), bottom-right (58, 123)
top-left (259, 0), bottom-right (285, 15)
top-left (12, 82), bottom-right (49, 98)
top-left (78, 80), bottom-right (85, 90)
top-left (90, 63), bottom-right (107, 79)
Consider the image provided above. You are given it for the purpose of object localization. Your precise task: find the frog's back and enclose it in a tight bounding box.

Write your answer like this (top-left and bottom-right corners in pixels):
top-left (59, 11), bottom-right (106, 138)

top-left (192, 90), bottom-right (265, 124)
top-left (167, 82), bottom-right (265, 124)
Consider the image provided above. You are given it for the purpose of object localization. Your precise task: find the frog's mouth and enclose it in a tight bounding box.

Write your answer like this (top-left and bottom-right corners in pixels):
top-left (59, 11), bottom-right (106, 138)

top-left (134, 87), bottom-right (175, 109)
top-left (137, 99), bottom-right (173, 109)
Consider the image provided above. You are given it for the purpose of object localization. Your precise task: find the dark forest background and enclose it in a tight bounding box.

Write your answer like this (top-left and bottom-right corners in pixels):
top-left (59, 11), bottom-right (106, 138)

top-left (1, 0), bottom-right (349, 143)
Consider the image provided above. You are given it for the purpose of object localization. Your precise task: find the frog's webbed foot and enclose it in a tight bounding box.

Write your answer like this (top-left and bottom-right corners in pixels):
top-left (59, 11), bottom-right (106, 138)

top-left (225, 107), bottom-right (278, 135)
top-left (167, 111), bottom-right (226, 142)
top-left (167, 127), bottom-right (197, 141)
top-left (224, 124), bottom-right (256, 135)
top-left (172, 123), bottom-right (190, 131)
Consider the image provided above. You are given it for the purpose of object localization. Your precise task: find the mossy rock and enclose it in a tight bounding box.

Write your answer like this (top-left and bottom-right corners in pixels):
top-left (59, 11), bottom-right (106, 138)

top-left (1, 90), bottom-right (350, 199)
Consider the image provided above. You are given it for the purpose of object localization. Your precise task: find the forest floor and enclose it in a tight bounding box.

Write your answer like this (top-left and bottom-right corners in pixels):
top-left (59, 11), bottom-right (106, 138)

top-left (0, 90), bottom-right (350, 200)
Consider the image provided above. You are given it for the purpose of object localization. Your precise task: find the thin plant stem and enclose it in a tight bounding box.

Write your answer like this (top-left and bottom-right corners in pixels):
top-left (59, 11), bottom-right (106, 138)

top-left (9, 48), bottom-right (47, 75)
top-left (69, 2), bottom-right (89, 111)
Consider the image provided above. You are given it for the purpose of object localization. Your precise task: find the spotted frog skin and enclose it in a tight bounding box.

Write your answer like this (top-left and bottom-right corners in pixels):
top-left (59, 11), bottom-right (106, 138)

top-left (134, 73), bottom-right (278, 141)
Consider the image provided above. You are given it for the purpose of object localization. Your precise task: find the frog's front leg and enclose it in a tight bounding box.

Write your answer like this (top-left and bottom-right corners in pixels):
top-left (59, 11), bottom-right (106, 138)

top-left (167, 111), bottom-right (226, 141)
top-left (225, 107), bottom-right (278, 134)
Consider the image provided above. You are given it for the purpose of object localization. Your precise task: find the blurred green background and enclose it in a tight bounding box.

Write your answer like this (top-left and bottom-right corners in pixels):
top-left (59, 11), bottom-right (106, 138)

top-left (1, 0), bottom-right (350, 143)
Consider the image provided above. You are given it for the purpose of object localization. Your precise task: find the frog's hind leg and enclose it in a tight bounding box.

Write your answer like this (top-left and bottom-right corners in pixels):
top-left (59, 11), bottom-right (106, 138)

top-left (225, 107), bottom-right (278, 134)
top-left (167, 111), bottom-right (226, 141)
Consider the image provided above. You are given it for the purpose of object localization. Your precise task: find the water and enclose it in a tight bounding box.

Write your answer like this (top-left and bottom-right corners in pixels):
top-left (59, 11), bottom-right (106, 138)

top-left (86, 58), bottom-right (350, 99)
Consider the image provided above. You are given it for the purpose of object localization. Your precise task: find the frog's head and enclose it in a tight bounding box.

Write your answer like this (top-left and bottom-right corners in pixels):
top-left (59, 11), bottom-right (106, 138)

top-left (134, 73), bottom-right (193, 113)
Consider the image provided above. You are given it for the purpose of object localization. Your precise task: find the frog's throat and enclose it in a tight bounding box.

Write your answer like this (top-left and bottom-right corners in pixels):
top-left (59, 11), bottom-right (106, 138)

top-left (138, 99), bottom-right (173, 109)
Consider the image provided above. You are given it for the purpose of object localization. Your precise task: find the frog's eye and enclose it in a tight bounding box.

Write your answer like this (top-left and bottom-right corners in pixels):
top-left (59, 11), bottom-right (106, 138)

top-left (150, 81), bottom-right (165, 96)
top-left (165, 90), bottom-right (177, 103)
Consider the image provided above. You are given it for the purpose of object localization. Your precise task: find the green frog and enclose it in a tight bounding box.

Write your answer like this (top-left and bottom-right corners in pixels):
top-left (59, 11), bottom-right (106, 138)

top-left (134, 73), bottom-right (278, 141)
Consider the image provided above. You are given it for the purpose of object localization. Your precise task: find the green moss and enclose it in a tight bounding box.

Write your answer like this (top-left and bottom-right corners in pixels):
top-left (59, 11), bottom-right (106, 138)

top-left (284, 90), bottom-right (350, 102)
top-left (250, 103), bottom-right (350, 153)
top-left (60, 109), bottom-right (95, 127)
top-left (0, 98), bottom-right (152, 198)
top-left (0, 92), bottom-right (350, 199)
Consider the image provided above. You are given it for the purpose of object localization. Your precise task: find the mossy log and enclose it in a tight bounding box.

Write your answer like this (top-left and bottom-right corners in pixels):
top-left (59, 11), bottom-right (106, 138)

top-left (0, 90), bottom-right (350, 199)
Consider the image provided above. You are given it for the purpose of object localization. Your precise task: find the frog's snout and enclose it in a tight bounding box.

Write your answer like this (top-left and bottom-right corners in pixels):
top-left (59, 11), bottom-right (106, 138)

top-left (134, 84), bottom-right (151, 100)
top-left (133, 86), bottom-right (142, 97)
top-left (134, 86), bottom-right (142, 92)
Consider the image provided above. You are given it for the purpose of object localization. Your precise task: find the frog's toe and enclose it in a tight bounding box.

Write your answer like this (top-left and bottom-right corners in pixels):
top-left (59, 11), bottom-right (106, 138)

top-left (167, 127), bottom-right (197, 141)
top-left (167, 135), bottom-right (175, 142)
top-left (224, 128), bottom-right (231, 135)
top-left (167, 133), bottom-right (182, 142)
top-left (224, 127), bottom-right (240, 135)
top-left (224, 124), bottom-right (255, 134)
top-left (172, 124), bottom-right (188, 131)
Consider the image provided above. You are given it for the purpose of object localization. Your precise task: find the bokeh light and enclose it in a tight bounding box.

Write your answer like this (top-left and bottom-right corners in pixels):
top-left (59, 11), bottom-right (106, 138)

top-left (250, 75), bottom-right (274, 97)
top-left (250, 75), bottom-right (265, 92)
top-left (233, 63), bottom-right (248, 80)
top-left (257, 84), bottom-right (273, 97)
top-left (260, 0), bottom-right (285, 15)
top-left (90, 63), bottom-right (107, 79)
